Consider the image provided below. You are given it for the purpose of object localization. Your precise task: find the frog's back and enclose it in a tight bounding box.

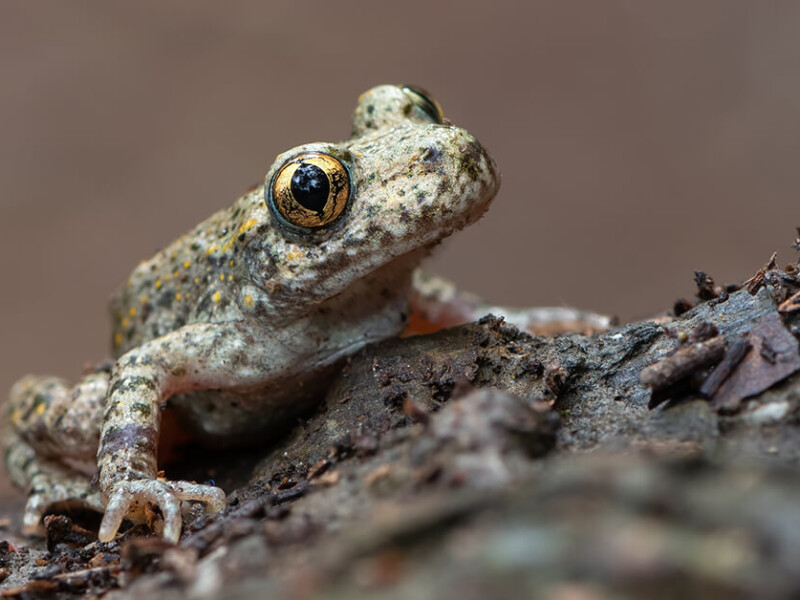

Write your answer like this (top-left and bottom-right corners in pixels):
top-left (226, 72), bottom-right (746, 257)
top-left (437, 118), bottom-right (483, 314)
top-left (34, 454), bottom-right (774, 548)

top-left (110, 186), bottom-right (268, 356)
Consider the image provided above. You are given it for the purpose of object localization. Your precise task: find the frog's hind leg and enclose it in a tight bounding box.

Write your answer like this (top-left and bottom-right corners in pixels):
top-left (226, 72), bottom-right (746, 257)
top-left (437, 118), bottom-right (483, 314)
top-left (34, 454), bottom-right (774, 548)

top-left (3, 372), bottom-right (108, 533)
top-left (408, 270), bottom-right (613, 336)
top-left (4, 429), bottom-right (103, 533)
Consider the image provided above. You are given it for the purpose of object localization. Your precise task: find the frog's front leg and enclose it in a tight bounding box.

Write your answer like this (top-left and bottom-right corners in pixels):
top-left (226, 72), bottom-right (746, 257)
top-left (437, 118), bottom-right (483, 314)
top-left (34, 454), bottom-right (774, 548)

top-left (97, 322), bottom-right (265, 542)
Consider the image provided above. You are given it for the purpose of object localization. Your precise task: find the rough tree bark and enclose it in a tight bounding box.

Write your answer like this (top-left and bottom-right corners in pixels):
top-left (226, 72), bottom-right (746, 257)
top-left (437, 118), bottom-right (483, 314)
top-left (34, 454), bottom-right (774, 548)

top-left (3, 256), bottom-right (800, 599)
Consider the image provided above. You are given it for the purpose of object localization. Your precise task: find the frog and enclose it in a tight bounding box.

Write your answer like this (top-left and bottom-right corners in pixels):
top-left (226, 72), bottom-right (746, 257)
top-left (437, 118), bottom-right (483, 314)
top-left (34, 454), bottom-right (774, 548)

top-left (1, 84), bottom-right (501, 543)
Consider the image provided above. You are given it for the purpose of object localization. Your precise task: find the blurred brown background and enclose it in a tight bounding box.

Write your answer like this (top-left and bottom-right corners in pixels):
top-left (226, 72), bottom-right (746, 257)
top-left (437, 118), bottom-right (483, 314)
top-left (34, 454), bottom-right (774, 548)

top-left (2, 2), bottom-right (799, 496)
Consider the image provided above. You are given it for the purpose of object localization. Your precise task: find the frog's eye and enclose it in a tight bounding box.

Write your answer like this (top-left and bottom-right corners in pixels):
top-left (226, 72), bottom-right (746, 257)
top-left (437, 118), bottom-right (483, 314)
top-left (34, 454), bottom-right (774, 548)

top-left (269, 153), bottom-right (351, 229)
top-left (401, 85), bottom-right (444, 124)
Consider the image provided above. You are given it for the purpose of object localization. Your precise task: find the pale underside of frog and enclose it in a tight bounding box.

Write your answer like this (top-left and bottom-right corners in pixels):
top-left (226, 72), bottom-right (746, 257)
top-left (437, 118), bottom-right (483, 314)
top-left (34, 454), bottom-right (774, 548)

top-left (2, 85), bottom-right (609, 543)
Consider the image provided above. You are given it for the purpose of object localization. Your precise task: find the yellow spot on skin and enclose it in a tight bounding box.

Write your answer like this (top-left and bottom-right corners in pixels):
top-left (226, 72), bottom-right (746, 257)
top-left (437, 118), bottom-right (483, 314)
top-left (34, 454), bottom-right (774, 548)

top-left (35, 403), bottom-right (46, 416)
top-left (164, 274), bottom-right (171, 282)
top-left (121, 317), bottom-right (130, 329)
top-left (11, 409), bottom-right (20, 424)
top-left (228, 274), bottom-right (233, 281)
top-left (229, 260), bottom-right (235, 268)
top-left (114, 332), bottom-right (123, 346)
top-left (194, 277), bottom-right (200, 284)
top-left (212, 291), bottom-right (221, 303)
top-left (140, 295), bottom-right (149, 304)
top-left (238, 218), bottom-right (258, 235)
top-left (129, 307), bottom-right (136, 318)
top-left (173, 270), bottom-right (179, 278)
top-left (155, 279), bottom-right (162, 289)
top-left (219, 273), bottom-right (225, 281)
top-left (287, 249), bottom-right (303, 261)
top-left (206, 244), bottom-right (219, 256)
top-left (175, 293), bottom-right (182, 301)
top-left (243, 294), bottom-right (254, 307)
top-left (184, 261), bottom-right (191, 269)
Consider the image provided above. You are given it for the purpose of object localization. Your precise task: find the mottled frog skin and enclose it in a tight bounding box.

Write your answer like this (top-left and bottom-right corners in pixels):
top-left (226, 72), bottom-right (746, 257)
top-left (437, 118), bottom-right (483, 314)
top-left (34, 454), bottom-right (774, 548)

top-left (2, 85), bottom-right (500, 542)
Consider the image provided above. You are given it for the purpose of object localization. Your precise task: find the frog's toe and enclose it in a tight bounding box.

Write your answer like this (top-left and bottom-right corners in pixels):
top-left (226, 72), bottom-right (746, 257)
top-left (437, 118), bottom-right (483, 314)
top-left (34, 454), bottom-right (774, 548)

top-left (98, 486), bottom-right (134, 542)
top-left (22, 495), bottom-right (49, 535)
top-left (166, 480), bottom-right (227, 513)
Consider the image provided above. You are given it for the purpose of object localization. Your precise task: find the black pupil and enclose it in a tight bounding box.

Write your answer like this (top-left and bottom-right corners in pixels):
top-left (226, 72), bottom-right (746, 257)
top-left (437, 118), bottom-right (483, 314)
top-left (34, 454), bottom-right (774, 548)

top-left (291, 163), bottom-right (329, 213)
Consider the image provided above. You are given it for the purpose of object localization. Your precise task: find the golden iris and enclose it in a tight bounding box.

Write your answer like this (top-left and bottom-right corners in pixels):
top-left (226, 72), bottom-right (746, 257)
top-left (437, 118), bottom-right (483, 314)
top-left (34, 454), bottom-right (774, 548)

top-left (270, 153), bottom-right (350, 229)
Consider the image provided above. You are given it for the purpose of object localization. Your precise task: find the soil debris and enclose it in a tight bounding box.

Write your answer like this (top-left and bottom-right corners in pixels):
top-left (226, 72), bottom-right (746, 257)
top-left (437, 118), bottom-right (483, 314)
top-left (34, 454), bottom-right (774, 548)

top-left (743, 251), bottom-right (778, 295)
top-left (694, 270), bottom-right (721, 300)
top-left (6, 249), bottom-right (800, 597)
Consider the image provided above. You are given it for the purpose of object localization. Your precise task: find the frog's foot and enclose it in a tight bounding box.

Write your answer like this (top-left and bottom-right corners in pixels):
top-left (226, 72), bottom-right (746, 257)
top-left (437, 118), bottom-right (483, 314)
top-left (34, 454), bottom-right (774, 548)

top-left (99, 480), bottom-right (226, 543)
top-left (3, 431), bottom-right (102, 535)
top-left (23, 473), bottom-right (103, 535)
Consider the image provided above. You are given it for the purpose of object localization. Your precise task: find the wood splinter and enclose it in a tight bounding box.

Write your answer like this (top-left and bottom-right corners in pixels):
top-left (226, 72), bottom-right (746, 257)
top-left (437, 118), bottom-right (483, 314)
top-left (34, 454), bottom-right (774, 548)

top-left (640, 336), bottom-right (727, 391)
top-left (698, 338), bottom-right (752, 398)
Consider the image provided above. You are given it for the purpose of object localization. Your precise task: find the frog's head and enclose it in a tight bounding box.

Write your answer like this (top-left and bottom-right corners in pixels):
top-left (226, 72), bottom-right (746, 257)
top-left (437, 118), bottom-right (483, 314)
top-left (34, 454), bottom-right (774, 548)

top-left (252, 85), bottom-right (500, 310)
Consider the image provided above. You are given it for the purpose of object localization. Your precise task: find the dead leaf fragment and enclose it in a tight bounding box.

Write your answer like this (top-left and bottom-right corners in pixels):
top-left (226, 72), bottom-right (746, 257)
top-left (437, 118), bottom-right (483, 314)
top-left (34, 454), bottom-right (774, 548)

top-left (712, 312), bottom-right (800, 413)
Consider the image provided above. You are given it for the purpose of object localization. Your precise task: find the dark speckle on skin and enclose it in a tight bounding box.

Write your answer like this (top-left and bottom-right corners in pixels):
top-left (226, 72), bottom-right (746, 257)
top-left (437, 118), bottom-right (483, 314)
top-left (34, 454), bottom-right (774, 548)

top-left (157, 293), bottom-right (174, 310)
top-left (421, 147), bottom-right (441, 163)
top-left (22, 394), bottom-right (49, 422)
top-left (131, 402), bottom-right (152, 417)
top-left (108, 376), bottom-right (157, 398)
